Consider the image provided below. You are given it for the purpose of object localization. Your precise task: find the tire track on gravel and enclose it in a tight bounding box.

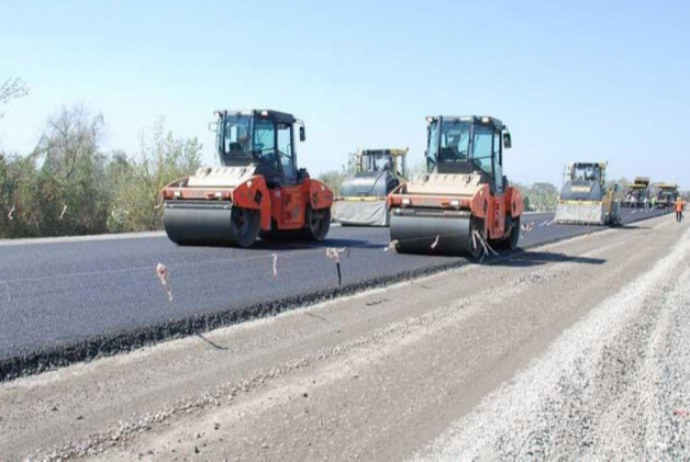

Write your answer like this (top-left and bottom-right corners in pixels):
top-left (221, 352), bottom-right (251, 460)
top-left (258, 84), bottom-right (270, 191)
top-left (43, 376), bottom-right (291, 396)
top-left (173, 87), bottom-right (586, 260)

top-left (413, 223), bottom-right (690, 461)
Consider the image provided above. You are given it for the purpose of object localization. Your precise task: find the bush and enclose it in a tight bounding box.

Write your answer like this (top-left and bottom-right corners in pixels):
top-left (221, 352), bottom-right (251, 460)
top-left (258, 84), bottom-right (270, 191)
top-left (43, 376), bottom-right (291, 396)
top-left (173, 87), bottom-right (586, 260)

top-left (0, 108), bottom-right (202, 238)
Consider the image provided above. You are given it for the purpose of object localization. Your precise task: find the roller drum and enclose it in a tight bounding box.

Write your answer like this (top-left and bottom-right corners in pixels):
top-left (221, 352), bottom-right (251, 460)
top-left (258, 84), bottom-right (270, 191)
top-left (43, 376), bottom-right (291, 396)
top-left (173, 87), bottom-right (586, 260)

top-left (390, 212), bottom-right (477, 257)
top-left (164, 201), bottom-right (257, 247)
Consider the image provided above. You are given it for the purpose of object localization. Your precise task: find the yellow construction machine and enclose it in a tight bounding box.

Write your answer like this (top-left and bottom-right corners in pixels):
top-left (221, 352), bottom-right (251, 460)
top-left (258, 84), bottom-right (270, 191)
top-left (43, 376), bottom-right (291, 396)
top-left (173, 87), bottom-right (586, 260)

top-left (554, 162), bottom-right (621, 226)
top-left (333, 148), bottom-right (408, 226)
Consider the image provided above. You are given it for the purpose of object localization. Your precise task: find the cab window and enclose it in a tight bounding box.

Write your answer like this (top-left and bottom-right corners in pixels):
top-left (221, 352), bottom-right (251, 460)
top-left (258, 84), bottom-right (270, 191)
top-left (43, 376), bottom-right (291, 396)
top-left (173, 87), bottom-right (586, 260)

top-left (471, 125), bottom-right (493, 177)
top-left (277, 122), bottom-right (296, 182)
top-left (493, 131), bottom-right (503, 191)
top-left (254, 118), bottom-right (279, 169)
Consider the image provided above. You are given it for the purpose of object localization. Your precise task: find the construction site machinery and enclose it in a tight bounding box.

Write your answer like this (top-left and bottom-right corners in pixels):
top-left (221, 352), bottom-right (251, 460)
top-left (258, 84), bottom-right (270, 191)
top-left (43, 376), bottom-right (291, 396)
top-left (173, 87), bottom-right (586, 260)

top-left (387, 115), bottom-right (523, 257)
top-left (333, 148), bottom-right (408, 226)
top-left (162, 110), bottom-right (333, 247)
top-left (655, 182), bottom-right (679, 209)
top-left (554, 162), bottom-right (621, 226)
top-left (622, 176), bottom-right (651, 208)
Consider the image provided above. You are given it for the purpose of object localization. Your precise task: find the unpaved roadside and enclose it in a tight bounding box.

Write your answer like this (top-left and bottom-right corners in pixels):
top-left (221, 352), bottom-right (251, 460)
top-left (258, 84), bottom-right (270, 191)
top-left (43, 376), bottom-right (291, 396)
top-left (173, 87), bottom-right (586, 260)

top-left (1, 215), bottom-right (687, 461)
top-left (413, 220), bottom-right (690, 461)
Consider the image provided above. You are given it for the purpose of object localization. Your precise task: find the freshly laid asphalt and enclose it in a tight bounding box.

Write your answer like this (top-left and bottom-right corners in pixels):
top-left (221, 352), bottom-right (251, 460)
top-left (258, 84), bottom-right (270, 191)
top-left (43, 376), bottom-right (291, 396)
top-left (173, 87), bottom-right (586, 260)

top-left (0, 207), bottom-right (671, 379)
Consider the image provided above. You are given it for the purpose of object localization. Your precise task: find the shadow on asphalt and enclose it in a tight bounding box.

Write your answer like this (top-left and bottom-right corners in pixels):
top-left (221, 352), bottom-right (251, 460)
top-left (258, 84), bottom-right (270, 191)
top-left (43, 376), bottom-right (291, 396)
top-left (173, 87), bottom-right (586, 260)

top-left (254, 237), bottom-right (385, 251)
top-left (491, 250), bottom-right (606, 267)
top-left (616, 224), bottom-right (652, 230)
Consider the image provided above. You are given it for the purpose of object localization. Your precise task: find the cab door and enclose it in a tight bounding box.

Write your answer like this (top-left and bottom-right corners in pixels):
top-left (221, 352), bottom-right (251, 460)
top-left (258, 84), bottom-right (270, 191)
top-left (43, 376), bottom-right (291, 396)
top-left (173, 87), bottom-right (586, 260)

top-left (472, 125), bottom-right (505, 239)
top-left (491, 129), bottom-right (506, 238)
top-left (277, 122), bottom-right (304, 228)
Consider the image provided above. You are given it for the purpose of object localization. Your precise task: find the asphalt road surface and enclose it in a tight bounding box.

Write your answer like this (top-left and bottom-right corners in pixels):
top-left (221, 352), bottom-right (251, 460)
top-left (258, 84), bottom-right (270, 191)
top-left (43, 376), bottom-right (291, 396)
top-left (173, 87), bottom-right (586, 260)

top-left (1, 212), bottom-right (687, 460)
top-left (0, 208), bottom-right (669, 378)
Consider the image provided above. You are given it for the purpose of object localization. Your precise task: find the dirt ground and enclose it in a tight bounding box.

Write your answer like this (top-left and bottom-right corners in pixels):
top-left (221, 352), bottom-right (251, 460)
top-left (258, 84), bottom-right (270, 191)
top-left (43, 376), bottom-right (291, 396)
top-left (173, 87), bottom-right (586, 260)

top-left (2, 214), bottom-right (688, 461)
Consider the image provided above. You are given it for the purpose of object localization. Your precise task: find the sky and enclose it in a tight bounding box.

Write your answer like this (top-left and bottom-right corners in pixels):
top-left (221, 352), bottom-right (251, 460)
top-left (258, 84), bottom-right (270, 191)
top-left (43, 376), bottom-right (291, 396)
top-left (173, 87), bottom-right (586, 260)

top-left (1, 0), bottom-right (689, 187)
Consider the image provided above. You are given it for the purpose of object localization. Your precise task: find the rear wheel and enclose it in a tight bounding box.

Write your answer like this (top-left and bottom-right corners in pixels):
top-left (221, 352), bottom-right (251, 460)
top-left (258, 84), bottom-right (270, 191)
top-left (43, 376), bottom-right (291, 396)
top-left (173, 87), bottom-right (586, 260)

top-left (305, 206), bottom-right (331, 241)
top-left (494, 215), bottom-right (520, 250)
top-left (231, 207), bottom-right (261, 248)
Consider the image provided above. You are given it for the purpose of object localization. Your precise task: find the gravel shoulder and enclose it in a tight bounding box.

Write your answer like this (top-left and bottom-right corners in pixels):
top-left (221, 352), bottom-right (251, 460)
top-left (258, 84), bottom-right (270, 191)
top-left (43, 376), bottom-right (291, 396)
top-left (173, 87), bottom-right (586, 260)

top-left (0, 215), bottom-right (686, 461)
top-left (414, 218), bottom-right (690, 461)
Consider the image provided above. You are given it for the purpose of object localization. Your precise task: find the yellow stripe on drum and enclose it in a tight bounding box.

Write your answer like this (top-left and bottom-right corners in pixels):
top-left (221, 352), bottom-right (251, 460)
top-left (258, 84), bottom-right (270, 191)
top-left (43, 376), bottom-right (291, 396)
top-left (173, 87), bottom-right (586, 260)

top-left (336, 196), bottom-right (387, 202)
top-left (558, 200), bottom-right (604, 205)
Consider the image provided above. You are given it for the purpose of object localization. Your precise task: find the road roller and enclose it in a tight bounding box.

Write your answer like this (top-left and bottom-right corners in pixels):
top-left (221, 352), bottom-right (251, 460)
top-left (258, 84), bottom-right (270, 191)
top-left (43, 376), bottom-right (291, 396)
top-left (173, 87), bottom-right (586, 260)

top-left (554, 162), bottom-right (621, 226)
top-left (655, 182), bottom-right (680, 209)
top-left (161, 110), bottom-right (333, 247)
top-left (333, 148), bottom-right (408, 226)
top-left (387, 115), bottom-right (523, 257)
top-left (622, 176), bottom-right (650, 208)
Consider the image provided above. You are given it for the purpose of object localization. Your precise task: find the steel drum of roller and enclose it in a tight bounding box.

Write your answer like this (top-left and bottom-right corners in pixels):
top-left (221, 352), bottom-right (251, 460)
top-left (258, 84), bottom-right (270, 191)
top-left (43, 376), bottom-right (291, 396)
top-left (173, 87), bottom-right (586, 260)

top-left (389, 212), bottom-right (480, 257)
top-left (164, 201), bottom-right (261, 247)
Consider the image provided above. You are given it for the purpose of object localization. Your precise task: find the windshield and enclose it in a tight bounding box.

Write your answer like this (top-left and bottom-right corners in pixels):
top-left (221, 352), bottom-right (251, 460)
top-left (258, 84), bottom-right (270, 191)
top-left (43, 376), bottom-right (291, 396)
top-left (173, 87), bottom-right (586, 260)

top-left (571, 165), bottom-right (601, 182)
top-left (222, 115), bottom-right (252, 157)
top-left (427, 119), bottom-right (500, 174)
top-left (362, 153), bottom-right (394, 172)
top-left (426, 120), bottom-right (472, 171)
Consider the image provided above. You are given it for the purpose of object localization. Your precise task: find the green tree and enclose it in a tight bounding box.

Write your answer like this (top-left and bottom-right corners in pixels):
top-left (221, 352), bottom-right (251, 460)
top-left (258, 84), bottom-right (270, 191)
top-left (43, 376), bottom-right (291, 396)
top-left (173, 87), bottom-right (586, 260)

top-left (0, 153), bottom-right (39, 238)
top-left (528, 182), bottom-right (559, 211)
top-left (318, 166), bottom-right (348, 196)
top-left (110, 117), bottom-right (202, 232)
top-left (0, 77), bottom-right (29, 121)
top-left (29, 105), bottom-right (111, 236)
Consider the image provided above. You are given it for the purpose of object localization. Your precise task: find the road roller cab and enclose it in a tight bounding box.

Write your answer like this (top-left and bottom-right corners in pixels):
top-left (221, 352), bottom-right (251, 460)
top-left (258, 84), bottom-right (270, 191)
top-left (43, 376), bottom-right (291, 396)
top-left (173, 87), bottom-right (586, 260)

top-left (333, 148), bottom-right (408, 226)
top-left (388, 115), bottom-right (523, 257)
top-left (162, 110), bottom-right (333, 247)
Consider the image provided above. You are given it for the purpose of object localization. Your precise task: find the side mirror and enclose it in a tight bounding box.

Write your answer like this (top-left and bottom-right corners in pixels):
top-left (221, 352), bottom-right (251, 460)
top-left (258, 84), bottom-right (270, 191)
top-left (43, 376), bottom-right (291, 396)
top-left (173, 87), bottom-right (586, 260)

top-left (299, 126), bottom-right (306, 142)
top-left (208, 121), bottom-right (219, 132)
top-left (503, 132), bottom-right (512, 149)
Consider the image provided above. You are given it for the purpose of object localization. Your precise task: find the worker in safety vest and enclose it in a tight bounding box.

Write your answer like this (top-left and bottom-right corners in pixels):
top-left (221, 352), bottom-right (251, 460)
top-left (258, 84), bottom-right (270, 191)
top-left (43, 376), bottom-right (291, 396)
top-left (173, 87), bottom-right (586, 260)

top-left (676, 196), bottom-right (686, 223)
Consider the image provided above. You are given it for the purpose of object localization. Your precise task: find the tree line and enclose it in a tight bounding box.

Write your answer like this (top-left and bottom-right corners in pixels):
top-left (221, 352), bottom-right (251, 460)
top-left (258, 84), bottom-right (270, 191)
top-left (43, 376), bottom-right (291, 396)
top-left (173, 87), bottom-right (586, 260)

top-left (0, 102), bottom-right (202, 238)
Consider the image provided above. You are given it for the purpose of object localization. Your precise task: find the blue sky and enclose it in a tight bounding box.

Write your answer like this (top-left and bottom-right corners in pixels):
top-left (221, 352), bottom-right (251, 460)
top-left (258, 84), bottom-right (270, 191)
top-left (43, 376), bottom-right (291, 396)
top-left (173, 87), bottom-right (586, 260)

top-left (1, 0), bottom-right (688, 187)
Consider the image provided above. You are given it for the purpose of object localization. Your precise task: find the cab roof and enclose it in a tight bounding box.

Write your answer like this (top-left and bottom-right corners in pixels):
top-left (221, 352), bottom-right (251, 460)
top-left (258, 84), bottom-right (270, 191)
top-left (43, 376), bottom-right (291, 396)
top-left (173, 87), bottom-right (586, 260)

top-left (359, 148), bottom-right (408, 157)
top-left (568, 162), bottom-right (608, 169)
top-left (658, 182), bottom-right (678, 189)
top-left (426, 115), bottom-right (505, 130)
top-left (214, 109), bottom-right (298, 124)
